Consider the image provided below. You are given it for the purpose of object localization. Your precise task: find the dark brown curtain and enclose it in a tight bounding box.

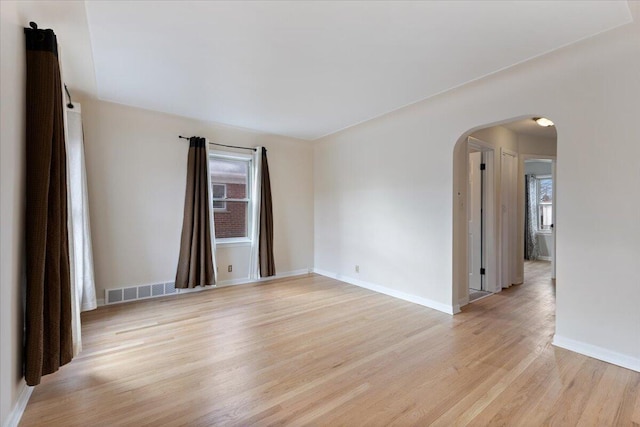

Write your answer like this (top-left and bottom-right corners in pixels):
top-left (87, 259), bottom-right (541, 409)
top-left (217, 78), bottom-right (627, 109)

top-left (176, 137), bottom-right (215, 288)
top-left (259, 148), bottom-right (276, 277)
top-left (24, 26), bottom-right (73, 386)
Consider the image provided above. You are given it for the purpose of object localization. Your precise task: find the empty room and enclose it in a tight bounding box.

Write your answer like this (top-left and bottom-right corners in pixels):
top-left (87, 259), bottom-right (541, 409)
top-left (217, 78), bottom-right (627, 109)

top-left (1, 1), bottom-right (639, 426)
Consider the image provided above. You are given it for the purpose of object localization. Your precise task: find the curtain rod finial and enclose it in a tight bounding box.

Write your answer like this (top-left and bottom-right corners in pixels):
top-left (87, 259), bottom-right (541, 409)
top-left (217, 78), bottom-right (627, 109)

top-left (29, 22), bottom-right (38, 30)
top-left (64, 84), bottom-right (74, 108)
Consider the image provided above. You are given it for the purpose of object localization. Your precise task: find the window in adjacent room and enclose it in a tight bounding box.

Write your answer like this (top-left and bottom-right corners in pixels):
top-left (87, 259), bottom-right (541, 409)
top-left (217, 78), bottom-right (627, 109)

top-left (209, 153), bottom-right (252, 241)
top-left (537, 175), bottom-right (553, 232)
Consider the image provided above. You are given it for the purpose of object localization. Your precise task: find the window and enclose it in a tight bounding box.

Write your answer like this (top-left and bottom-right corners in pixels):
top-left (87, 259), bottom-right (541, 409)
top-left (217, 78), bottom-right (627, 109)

top-left (209, 153), bottom-right (252, 241)
top-left (211, 183), bottom-right (227, 211)
top-left (537, 176), bottom-right (553, 232)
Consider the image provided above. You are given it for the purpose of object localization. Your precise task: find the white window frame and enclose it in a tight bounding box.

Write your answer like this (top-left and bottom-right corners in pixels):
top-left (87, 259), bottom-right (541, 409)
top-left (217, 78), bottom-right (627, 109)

top-left (536, 174), bottom-right (553, 234)
top-left (209, 149), bottom-right (253, 245)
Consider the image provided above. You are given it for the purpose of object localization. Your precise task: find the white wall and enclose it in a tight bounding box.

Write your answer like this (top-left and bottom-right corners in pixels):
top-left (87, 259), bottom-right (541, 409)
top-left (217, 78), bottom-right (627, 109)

top-left (314, 21), bottom-right (640, 367)
top-left (0, 1), bottom-right (26, 425)
top-left (525, 160), bottom-right (552, 176)
top-left (81, 100), bottom-right (314, 299)
top-left (519, 134), bottom-right (557, 157)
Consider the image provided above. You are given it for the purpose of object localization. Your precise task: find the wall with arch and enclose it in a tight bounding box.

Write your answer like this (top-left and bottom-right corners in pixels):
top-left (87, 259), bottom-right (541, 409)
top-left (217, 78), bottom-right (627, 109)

top-left (314, 21), bottom-right (640, 369)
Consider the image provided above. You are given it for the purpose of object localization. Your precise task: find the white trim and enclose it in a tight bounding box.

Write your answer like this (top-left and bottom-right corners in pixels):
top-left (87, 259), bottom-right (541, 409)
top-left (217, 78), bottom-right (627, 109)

top-left (215, 238), bottom-right (251, 247)
top-left (313, 269), bottom-right (455, 315)
top-left (537, 256), bottom-right (552, 262)
top-left (553, 334), bottom-right (640, 373)
top-left (208, 147), bottom-right (253, 160)
top-left (216, 269), bottom-right (309, 287)
top-left (173, 284), bottom-right (216, 295)
top-left (4, 382), bottom-right (33, 427)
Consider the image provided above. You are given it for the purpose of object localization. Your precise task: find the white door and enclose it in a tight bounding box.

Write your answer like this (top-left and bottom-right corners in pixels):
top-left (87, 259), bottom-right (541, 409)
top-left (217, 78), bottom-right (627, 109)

top-left (468, 151), bottom-right (483, 291)
top-left (501, 150), bottom-right (518, 288)
top-left (551, 160), bottom-right (556, 279)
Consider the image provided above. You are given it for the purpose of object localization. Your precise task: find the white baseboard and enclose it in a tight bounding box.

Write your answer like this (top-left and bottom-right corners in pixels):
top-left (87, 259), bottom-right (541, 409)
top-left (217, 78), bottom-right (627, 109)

top-left (4, 381), bottom-right (33, 427)
top-left (538, 256), bottom-right (552, 261)
top-left (215, 268), bottom-right (310, 287)
top-left (313, 268), bottom-right (455, 315)
top-left (552, 334), bottom-right (640, 372)
top-left (156, 269), bottom-right (310, 294)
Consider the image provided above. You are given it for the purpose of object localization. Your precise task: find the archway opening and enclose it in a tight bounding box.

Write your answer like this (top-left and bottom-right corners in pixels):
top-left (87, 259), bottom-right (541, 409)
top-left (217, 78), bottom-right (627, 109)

top-left (452, 116), bottom-right (557, 311)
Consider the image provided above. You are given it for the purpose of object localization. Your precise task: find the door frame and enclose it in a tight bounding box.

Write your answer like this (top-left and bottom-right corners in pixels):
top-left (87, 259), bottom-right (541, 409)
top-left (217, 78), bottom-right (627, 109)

top-left (467, 149), bottom-right (483, 292)
top-left (519, 154), bottom-right (557, 280)
top-left (465, 137), bottom-right (497, 303)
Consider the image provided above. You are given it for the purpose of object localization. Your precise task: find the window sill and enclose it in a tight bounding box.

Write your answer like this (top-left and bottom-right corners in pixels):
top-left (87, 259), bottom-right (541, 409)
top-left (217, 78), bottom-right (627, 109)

top-left (536, 231), bottom-right (552, 236)
top-left (216, 238), bottom-right (252, 248)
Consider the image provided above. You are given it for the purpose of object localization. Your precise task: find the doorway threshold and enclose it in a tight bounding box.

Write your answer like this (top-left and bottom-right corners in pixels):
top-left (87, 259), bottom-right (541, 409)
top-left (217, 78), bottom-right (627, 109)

top-left (469, 289), bottom-right (492, 303)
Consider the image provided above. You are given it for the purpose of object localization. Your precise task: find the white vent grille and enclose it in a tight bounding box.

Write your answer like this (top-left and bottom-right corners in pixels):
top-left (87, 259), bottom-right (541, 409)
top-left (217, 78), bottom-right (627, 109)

top-left (138, 285), bottom-right (151, 298)
top-left (105, 282), bottom-right (176, 305)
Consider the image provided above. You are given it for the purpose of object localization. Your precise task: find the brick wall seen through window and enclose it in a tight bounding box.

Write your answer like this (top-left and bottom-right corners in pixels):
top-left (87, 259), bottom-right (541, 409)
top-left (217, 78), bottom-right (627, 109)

top-left (210, 155), bottom-right (250, 240)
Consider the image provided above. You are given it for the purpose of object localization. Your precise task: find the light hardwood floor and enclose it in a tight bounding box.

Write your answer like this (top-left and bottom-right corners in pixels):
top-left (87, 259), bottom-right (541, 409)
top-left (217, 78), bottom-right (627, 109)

top-left (20, 262), bottom-right (640, 426)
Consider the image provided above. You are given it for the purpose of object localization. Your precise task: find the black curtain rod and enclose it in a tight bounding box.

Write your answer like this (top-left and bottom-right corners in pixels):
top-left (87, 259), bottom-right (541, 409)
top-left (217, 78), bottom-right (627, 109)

top-left (178, 135), bottom-right (257, 152)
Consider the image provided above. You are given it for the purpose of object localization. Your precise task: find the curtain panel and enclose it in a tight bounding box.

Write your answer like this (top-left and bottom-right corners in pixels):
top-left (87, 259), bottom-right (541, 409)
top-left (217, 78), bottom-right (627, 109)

top-left (248, 148), bottom-right (263, 280)
top-left (65, 103), bottom-right (97, 357)
top-left (24, 26), bottom-right (73, 386)
top-left (249, 147), bottom-right (275, 279)
top-left (176, 137), bottom-right (216, 288)
top-left (259, 148), bottom-right (276, 277)
top-left (524, 174), bottom-right (539, 261)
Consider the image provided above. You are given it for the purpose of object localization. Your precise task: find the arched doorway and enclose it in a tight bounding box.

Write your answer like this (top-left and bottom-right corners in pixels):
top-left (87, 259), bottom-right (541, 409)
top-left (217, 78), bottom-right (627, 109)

top-left (452, 116), bottom-right (557, 310)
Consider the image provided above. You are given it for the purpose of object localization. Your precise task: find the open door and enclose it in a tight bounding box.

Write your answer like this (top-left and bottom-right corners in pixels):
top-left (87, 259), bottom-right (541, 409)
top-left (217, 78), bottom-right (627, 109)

top-left (468, 150), bottom-right (483, 291)
top-left (466, 137), bottom-right (497, 300)
top-left (551, 159), bottom-right (556, 279)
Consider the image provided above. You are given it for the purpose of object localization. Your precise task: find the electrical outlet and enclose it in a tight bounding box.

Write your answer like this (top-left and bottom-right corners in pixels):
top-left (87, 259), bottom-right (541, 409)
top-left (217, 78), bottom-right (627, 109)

top-left (228, 265), bottom-right (232, 272)
top-left (355, 265), bottom-right (359, 273)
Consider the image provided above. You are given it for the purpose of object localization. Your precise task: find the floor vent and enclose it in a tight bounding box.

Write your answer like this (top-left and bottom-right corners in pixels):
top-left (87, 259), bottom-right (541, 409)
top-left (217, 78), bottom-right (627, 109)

top-left (105, 281), bottom-right (177, 305)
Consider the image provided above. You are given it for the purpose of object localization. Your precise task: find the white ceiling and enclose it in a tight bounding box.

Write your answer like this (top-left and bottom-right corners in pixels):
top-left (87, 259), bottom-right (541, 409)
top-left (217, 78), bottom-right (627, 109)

top-left (25, 1), bottom-right (635, 140)
top-left (502, 118), bottom-right (557, 139)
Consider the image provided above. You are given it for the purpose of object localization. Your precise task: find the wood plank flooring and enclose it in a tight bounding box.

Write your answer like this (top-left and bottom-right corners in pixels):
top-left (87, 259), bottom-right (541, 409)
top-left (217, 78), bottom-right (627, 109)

top-left (20, 262), bottom-right (640, 426)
